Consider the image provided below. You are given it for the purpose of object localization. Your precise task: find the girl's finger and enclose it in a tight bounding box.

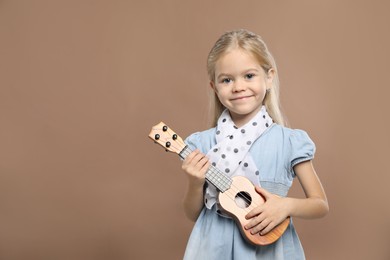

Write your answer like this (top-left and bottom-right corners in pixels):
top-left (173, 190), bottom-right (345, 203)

top-left (251, 217), bottom-right (271, 235)
top-left (245, 211), bottom-right (264, 230)
top-left (255, 186), bottom-right (272, 200)
top-left (260, 221), bottom-right (276, 235)
top-left (245, 206), bottom-right (263, 219)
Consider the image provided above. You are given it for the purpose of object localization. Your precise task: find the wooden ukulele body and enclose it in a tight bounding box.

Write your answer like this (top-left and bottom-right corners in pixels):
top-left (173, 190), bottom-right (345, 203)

top-left (218, 176), bottom-right (290, 245)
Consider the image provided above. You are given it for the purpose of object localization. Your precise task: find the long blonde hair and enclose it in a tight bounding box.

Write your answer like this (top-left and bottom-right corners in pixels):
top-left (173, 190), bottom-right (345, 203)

top-left (207, 29), bottom-right (286, 127)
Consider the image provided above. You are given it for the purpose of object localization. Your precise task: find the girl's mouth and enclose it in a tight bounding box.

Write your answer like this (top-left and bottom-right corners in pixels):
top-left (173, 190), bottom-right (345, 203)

top-left (230, 95), bottom-right (253, 101)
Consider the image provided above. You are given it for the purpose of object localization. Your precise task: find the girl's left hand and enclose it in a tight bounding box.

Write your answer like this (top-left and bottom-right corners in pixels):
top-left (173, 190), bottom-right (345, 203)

top-left (244, 186), bottom-right (290, 235)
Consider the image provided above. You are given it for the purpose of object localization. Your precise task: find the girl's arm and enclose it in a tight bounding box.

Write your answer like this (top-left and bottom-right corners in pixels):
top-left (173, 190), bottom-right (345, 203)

top-left (182, 149), bottom-right (209, 222)
top-left (286, 160), bottom-right (329, 219)
top-left (245, 160), bottom-right (329, 235)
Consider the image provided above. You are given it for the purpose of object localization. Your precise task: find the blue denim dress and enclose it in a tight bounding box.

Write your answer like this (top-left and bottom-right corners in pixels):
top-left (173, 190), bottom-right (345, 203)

top-left (183, 124), bottom-right (315, 260)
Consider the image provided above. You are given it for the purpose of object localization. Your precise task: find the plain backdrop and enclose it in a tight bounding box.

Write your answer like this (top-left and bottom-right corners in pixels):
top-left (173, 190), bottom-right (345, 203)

top-left (1, 1), bottom-right (389, 259)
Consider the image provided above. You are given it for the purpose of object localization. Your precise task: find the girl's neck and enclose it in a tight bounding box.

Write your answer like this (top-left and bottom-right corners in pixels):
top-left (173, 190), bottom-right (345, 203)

top-left (230, 115), bottom-right (251, 128)
top-left (228, 107), bottom-right (262, 128)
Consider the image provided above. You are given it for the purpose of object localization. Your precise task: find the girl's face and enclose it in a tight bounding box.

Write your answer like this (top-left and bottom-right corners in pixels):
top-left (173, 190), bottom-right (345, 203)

top-left (210, 48), bottom-right (274, 127)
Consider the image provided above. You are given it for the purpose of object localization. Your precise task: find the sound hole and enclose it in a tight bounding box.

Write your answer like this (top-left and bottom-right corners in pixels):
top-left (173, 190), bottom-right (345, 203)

top-left (235, 191), bottom-right (252, 209)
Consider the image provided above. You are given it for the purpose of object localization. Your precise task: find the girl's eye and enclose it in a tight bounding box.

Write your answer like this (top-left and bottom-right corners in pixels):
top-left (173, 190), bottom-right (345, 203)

top-left (245, 73), bottom-right (255, 79)
top-left (221, 78), bottom-right (232, 84)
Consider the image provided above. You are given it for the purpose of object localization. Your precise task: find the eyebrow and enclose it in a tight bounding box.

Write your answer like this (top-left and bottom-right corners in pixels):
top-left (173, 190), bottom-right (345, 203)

top-left (216, 73), bottom-right (231, 80)
top-left (216, 68), bottom-right (260, 80)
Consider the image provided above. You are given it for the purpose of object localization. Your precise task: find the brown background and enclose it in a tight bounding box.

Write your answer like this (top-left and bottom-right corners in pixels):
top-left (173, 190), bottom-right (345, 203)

top-left (1, 0), bottom-right (389, 259)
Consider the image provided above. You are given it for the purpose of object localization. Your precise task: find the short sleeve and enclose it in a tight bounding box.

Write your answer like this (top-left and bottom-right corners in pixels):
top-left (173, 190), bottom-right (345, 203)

top-left (184, 132), bottom-right (202, 152)
top-left (289, 129), bottom-right (316, 175)
top-left (184, 128), bottom-right (216, 155)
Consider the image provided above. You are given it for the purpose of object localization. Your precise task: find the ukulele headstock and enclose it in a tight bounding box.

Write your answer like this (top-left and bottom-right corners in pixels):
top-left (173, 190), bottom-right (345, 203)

top-left (148, 122), bottom-right (186, 154)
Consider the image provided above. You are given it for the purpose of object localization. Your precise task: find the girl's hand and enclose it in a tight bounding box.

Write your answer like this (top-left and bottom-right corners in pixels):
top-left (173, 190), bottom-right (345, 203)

top-left (244, 187), bottom-right (290, 235)
top-left (182, 149), bottom-right (210, 187)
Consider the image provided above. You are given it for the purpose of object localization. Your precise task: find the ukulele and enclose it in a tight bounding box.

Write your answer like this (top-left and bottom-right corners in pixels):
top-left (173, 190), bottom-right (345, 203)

top-left (148, 122), bottom-right (290, 246)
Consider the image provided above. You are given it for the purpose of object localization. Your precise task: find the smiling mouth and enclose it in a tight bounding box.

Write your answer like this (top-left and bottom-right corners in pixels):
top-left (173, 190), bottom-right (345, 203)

top-left (230, 95), bottom-right (253, 101)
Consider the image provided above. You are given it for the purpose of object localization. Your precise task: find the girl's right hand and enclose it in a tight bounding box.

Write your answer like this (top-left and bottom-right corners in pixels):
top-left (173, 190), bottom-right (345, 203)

top-left (181, 149), bottom-right (210, 187)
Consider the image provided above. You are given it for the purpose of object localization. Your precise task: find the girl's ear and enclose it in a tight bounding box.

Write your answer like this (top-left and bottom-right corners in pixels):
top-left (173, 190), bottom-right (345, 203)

top-left (266, 68), bottom-right (275, 88)
top-left (210, 81), bottom-right (217, 93)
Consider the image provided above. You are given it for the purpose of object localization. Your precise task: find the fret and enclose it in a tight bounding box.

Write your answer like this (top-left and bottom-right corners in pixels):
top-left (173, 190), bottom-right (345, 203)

top-left (205, 166), bottom-right (232, 192)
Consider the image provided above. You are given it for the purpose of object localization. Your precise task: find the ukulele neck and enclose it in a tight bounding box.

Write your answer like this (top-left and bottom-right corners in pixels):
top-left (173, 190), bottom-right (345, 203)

top-left (179, 145), bottom-right (232, 193)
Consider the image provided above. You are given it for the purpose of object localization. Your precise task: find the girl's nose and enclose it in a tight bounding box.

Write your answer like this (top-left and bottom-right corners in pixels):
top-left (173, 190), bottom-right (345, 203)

top-left (232, 81), bottom-right (246, 92)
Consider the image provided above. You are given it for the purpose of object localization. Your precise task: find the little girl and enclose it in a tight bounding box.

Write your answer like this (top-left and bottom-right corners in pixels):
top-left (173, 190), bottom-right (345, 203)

top-left (181, 29), bottom-right (329, 259)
